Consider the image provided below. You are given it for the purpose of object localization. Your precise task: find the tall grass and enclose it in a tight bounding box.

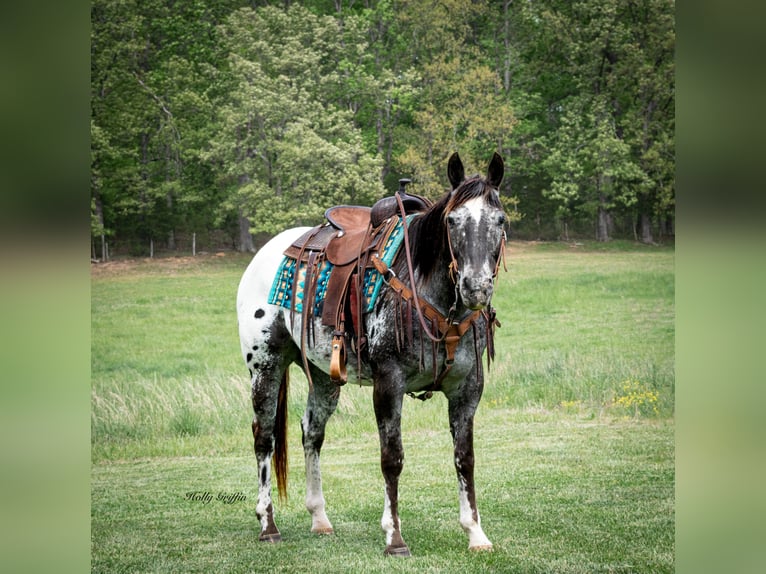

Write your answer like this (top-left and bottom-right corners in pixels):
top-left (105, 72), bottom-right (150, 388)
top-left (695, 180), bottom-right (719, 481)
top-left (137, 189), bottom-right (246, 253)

top-left (488, 242), bottom-right (674, 417)
top-left (91, 243), bottom-right (674, 459)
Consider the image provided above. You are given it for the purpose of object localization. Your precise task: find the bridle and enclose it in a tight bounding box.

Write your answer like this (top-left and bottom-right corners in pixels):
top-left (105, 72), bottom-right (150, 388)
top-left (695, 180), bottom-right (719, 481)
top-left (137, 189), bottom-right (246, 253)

top-left (369, 188), bottom-right (505, 399)
top-left (444, 208), bottom-right (507, 309)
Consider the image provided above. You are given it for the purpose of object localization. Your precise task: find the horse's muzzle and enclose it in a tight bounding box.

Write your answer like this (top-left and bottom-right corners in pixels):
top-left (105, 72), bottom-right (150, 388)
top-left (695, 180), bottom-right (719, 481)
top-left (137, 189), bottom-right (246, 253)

top-left (460, 276), bottom-right (493, 310)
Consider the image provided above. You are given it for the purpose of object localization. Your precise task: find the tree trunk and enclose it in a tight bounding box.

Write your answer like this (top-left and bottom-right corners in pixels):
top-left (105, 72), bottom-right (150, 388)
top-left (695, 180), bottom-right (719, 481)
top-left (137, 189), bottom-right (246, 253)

top-left (639, 212), bottom-right (653, 244)
top-left (377, 107), bottom-right (389, 182)
top-left (596, 202), bottom-right (610, 242)
top-left (93, 190), bottom-right (106, 260)
top-left (503, 1), bottom-right (512, 92)
top-left (166, 192), bottom-right (176, 250)
top-left (659, 215), bottom-right (674, 238)
top-left (376, 108), bottom-right (384, 157)
top-left (167, 228), bottom-right (176, 251)
top-left (238, 211), bottom-right (255, 253)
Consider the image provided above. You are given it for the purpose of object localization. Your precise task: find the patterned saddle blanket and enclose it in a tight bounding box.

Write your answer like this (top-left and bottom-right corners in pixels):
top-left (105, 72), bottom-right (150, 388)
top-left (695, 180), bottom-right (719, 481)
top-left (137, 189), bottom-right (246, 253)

top-left (267, 214), bottom-right (414, 318)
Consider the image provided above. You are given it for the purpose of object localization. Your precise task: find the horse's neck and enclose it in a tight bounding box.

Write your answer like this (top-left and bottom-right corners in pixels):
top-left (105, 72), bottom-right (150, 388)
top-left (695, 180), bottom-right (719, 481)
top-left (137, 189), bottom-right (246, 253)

top-left (413, 263), bottom-right (457, 315)
top-left (407, 247), bottom-right (461, 318)
top-left (396, 216), bottom-right (458, 315)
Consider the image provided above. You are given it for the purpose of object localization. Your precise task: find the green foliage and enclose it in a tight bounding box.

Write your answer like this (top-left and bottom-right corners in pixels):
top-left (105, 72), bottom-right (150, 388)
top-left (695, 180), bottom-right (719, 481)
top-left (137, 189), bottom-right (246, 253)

top-left (398, 60), bottom-right (518, 199)
top-left (91, 0), bottom-right (674, 251)
top-left (542, 95), bottom-right (649, 220)
top-left (91, 0), bottom-right (237, 247)
top-left (512, 0), bottom-right (675, 240)
top-left (207, 5), bottom-right (386, 234)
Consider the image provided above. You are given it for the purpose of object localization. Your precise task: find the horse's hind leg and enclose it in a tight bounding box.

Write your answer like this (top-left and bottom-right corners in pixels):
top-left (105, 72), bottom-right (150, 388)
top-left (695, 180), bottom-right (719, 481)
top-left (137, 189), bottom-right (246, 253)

top-left (250, 362), bottom-right (286, 543)
top-left (248, 317), bottom-right (296, 545)
top-left (301, 364), bottom-right (340, 534)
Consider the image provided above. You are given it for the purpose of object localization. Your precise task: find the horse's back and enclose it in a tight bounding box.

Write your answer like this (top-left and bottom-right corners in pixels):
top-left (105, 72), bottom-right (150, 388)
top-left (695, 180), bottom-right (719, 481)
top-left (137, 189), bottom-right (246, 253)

top-left (236, 227), bottom-right (310, 363)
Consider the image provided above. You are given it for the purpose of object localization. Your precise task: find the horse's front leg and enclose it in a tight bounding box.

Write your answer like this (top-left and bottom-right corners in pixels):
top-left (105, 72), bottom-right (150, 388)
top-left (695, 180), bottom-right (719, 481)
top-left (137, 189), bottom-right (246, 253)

top-left (448, 378), bottom-right (493, 551)
top-left (373, 365), bottom-right (410, 556)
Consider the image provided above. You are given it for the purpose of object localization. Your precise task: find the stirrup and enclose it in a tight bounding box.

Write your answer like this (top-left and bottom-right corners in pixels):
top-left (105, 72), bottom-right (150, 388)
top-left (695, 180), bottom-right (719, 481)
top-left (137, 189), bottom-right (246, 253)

top-left (329, 330), bottom-right (348, 385)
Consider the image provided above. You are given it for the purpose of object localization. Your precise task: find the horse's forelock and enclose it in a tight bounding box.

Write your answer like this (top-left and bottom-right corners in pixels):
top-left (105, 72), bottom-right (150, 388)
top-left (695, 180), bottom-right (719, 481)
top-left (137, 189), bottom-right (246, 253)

top-left (444, 176), bottom-right (501, 216)
top-left (410, 175), bottom-right (500, 278)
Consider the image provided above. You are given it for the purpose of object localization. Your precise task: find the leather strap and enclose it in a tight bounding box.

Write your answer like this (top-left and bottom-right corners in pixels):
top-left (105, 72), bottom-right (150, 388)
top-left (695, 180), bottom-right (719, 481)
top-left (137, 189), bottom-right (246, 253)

top-left (370, 254), bottom-right (482, 396)
top-left (300, 251), bottom-right (319, 390)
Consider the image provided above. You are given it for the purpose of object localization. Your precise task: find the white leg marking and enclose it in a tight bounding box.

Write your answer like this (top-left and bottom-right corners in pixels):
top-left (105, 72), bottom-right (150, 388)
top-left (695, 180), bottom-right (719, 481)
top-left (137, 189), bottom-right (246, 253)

top-left (304, 449), bottom-right (333, 534)
top-left (458, 478), bottom-right (493, 550)
top-left (256, 460), bottom-right (273, 532)
top-left (380, 492), bottom-right (398, 546)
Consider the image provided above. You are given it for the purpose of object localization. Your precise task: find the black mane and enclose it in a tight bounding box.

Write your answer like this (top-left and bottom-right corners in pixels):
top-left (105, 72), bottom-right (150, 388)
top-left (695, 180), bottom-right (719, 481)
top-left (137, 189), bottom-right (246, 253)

top-left (409, 176), bottom-right (502, 280)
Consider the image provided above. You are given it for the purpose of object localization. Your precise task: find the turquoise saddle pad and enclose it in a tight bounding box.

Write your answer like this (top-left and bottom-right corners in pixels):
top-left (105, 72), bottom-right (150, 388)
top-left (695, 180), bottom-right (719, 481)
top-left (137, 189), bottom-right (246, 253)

top-left (267, 215), bottom-right (414, 315)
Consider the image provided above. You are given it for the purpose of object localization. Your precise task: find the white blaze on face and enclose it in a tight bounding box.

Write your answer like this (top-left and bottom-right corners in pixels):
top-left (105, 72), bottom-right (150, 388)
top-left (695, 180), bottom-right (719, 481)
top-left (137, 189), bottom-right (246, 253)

top-left (448, 197), bottom-right (499, 310)
top-left (463, 196), bottom-right (487, 226)
top-left (450, 197), bottom-right (495, 277)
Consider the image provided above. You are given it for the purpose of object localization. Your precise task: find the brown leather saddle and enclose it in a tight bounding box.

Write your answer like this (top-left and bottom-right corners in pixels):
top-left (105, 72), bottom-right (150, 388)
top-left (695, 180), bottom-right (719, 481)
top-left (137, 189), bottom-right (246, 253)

top-left (283, 187), bottom-right (431, 385)
top-left (284, 205), bottom-right (375, 328)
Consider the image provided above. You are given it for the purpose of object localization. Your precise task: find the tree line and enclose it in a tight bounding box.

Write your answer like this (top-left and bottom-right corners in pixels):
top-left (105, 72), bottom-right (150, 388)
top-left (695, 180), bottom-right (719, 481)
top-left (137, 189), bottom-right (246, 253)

top-left (91, 0), bottom-right (674, 256)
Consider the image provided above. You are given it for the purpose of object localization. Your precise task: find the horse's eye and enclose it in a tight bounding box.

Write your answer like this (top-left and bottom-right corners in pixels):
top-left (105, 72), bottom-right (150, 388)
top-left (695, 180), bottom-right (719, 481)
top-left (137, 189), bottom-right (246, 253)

top-left (496, 213), bottom-right (506, 226)
top-left (446, 213), bottom-right (457, 226)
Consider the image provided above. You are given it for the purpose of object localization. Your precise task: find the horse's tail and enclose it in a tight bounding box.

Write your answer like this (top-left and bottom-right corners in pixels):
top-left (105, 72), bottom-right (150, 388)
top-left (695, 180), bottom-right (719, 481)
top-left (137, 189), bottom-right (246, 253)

top-left (273, 368), bottom-right (289, 503)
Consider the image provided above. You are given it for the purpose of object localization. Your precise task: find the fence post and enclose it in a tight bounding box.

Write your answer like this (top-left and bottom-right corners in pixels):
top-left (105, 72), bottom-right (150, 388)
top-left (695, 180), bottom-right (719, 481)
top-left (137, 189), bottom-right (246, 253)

top-left (192, 232), bottom-right (196, 257)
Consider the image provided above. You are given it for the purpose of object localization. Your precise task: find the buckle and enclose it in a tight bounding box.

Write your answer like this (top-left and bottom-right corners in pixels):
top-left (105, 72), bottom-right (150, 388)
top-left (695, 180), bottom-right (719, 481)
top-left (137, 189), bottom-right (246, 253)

top-left (382, 267), bottom-right (397, 285)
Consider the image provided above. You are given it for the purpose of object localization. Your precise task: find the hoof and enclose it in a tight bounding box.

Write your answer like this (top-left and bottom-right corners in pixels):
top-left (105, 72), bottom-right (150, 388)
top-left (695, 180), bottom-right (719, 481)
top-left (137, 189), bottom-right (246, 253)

top-left (469, 543), bottom-right (493, 552)
top-left (259, 532), bottom-right (282, 543)
top-left (384, 545), bottom-right (411, 557)
top-left (311, 526), bottom-right (334, 535)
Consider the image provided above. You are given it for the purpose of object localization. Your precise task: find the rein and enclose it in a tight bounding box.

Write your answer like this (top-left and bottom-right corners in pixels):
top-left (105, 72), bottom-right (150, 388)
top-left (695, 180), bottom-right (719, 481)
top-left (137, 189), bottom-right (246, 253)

top-left (395, 192), bottom-right (455, 344)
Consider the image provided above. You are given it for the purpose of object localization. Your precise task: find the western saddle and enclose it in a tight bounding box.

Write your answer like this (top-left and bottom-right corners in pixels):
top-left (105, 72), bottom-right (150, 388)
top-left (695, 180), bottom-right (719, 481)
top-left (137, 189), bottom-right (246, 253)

top-left (283, 180), bottom-right (430, 386)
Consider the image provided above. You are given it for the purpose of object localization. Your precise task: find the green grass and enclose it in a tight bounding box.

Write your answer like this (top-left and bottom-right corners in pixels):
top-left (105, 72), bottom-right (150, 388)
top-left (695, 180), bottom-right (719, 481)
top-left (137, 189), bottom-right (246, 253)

top-left (488, 242), bottom-right (674, 417)
top-left (91, 242), bottom-right (674, 572)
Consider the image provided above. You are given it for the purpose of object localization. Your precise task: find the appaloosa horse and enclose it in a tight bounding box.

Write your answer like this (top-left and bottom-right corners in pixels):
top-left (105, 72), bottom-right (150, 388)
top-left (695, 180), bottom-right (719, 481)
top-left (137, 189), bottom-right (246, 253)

top-left (237, 153), bottom-right (506, 556)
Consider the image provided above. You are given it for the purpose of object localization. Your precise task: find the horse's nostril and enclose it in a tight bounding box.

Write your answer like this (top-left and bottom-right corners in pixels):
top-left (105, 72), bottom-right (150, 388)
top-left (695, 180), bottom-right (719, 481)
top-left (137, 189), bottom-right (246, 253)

top-left (463, 277), bottom-right (492, 296)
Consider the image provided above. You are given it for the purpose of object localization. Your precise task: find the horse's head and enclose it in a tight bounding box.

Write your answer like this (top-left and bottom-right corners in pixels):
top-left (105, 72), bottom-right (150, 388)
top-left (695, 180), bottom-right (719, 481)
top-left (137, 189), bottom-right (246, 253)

top-left (444, 152), bottom-right (506, 311)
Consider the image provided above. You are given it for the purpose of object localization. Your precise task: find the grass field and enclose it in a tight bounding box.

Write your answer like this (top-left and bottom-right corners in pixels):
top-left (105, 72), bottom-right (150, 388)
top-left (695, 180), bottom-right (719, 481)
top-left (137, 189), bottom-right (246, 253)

top-left (91, 241), bottom-right (674, 573)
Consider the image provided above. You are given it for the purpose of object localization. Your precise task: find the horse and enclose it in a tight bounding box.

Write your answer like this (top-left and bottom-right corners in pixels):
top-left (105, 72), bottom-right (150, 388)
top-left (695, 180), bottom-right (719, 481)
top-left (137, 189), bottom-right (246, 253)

top-left (236, 152), bottom-right (506, 556)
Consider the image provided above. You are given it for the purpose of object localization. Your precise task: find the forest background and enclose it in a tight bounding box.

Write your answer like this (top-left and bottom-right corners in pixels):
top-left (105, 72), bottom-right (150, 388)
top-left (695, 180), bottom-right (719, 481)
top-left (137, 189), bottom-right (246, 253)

top-left (91, 0), bottom-right (674, 257)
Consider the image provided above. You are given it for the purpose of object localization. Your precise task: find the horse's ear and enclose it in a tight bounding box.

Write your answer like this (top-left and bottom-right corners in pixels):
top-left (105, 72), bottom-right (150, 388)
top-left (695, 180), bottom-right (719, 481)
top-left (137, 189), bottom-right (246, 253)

top-left (487, 152), bottom-right (504, 189)
top-left (448, 153), bottom-right (465, 190)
